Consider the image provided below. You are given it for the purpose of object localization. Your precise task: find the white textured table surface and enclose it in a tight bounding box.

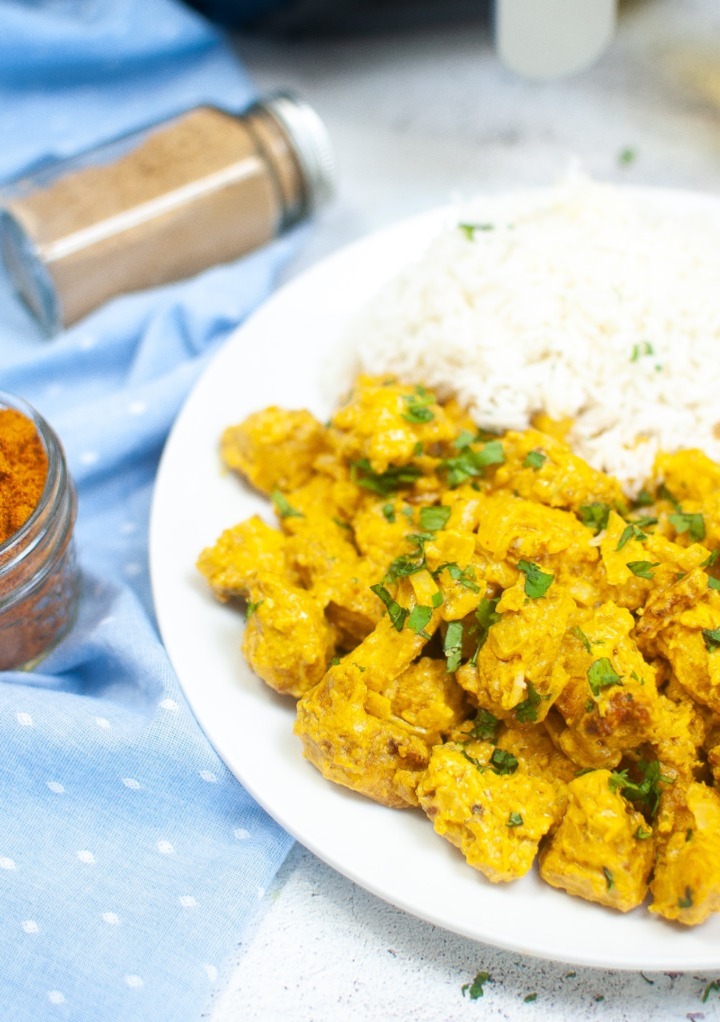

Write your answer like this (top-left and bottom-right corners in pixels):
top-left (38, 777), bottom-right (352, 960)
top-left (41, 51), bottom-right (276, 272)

top-left (208, 3), bottom-right (720, 1018)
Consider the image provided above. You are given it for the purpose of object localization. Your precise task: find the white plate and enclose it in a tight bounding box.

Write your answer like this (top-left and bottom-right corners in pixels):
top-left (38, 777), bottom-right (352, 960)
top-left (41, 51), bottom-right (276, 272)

top-left (149, 190), bottom-right (720, 972)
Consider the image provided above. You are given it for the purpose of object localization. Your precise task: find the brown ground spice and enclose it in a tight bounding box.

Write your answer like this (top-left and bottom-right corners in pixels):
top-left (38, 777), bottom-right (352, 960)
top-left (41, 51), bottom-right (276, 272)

top-left (0, 408), bottom-right (48, 545)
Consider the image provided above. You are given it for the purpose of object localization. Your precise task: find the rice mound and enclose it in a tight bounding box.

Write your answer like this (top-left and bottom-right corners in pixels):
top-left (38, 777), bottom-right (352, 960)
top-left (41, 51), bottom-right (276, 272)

top-left (343, 176), bottom-right (720, 494)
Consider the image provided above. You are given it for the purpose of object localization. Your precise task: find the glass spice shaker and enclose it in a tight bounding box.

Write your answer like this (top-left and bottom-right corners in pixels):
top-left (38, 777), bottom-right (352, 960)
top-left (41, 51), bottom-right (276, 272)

top-left (0, 92), bottom-right (336, 335)
top-left (0, 392), bottom-right (80, 671)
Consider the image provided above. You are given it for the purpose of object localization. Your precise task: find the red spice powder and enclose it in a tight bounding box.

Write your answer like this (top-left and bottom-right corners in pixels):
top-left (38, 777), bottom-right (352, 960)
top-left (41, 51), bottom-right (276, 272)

top-left (0, 408), bottom-right (49, 545)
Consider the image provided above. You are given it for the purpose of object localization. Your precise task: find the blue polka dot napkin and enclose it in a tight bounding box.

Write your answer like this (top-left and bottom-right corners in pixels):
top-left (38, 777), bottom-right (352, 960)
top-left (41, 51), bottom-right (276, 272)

top-left (0, 3), bottom-right (299, 1020)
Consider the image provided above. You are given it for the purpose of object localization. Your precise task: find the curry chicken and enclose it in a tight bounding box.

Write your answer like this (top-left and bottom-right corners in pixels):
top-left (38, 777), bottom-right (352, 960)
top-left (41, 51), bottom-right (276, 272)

top-left (197, 375), bottom-right (720, 926)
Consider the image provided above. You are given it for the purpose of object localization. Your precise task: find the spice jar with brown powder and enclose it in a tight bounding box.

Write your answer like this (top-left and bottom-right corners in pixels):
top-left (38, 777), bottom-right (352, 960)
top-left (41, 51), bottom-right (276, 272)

top-left (0, 92), bottom-right (336, 334)
top-left (0, 392), bottom-right (80, 670)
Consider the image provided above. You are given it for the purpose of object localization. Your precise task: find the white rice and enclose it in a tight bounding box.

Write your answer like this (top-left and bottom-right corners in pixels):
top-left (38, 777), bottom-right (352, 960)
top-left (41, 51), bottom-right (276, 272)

top-left (340, 175), bottom-right (720, 495)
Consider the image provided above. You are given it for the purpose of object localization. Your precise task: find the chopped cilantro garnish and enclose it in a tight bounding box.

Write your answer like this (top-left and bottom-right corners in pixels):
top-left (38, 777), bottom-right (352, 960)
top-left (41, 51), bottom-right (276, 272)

top-left (634, 488), bottom-right (654, 507)
top-left (570, 625), bottom-right (592, 654)
top-left (616, 522), bottom-right (649, 550)
top-left (702, 980), bottom-right (720, 1003)
top-left (381, 502), bottom-right (396, 523)
top-left (619, 146), bottom-right (637, 166)
top-left (469, 597), bottom-right (501, 665)
top-left (603, 866), bottom-right (614, 890)
top-left (507, 811), bottom-right (524, 828)
top-left (406, 604), bottom-right (432, 636)
top-left (370, 583), bottom-right (408, 632)
top-left (418, 505), bottom-right (451, 532)
top-left (459, 221), bottom-right (495, 238)
top-left (523, 449), bottom-right (547, 470)
top-left (703, 626), bottom-right (720, 651)
top-left (702, 550), bottom-right (719, 568)
top-left (669, 511), bottom-right (706, 543)
top-left (630, 340), bottom-right (653, 361)
top-left (658, 483), bottom-right (681, 511)
top-left (271, 490), bottom-right (303, 519)
top-left (587, 657), bottom-right (623, 696)
top-left (351, 459), bottom-right (422, 495)
top-left (435, 561), bottom-right (481, 593)
top-left (524, 993), bottom-right (538, 1003)
top-left (401, 386), bottom-right (436, 424)
top-left (634, 825), bottom-right (652, 841)
top-left (383, 554), bottom-right (425, 584)
top-left (440, 439), bottom-right (505, 488)
top-left (444, 621), bottom-right (464, 672)
top-left (453, 429), bottom-right (477, 449)
top-left (579, 502), bottom-right (611, 534)
top-left (515, 681), bottom-right (542, 723)
top-left (517, 560), bottom-right (554, 599)
top-left (246, 600), bottom-right (264, 618)
top-left (469, 707), bottom-right (499, 741)
top-left (431, 590), bottom-right (444, 608)
top-left (627, 560), bottom-right (660, 580)
top-left (709, 577), bottom-right (720, 591)
top-left (678, 887), bottom-right (693, 910)
top-left (489, 748), bottom-right (519, 775)
top-left (461, 971), bottom-right (491, 999)
top-left (608, 759), bottom-right (673, 817)
top-left (333, 516), bottom-right (351, 530)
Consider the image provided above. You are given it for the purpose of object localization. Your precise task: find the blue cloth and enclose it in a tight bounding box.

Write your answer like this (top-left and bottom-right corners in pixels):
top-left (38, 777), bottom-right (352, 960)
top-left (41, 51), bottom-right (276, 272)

top-left (0, 4), bottom-right (299, 1020)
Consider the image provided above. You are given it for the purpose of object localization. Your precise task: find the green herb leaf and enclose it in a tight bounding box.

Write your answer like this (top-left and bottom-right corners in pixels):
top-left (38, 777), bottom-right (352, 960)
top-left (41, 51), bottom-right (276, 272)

top-left (507, 811), bottom-right (524, 828)
top-left (702, 550), bottom-right (719, 568)
top-left (616, 522), bottom-right (650, 550)
top-left (603, 866), bottom-right (614, 890)
top-left (489, 748), bottom-right (519, 775)
top-left (630, 339), bottom-right (653, 361)
top-left (579, 503), bottom-right (611, 534)
top-left (517, 560), bottom-right (554, 599)
top-left (370, 583), bottom-right (408, 632)
top-left (709, 577), bottom-right (720, 591)
top-left (678, 887), bottom-right (693, 910)
top-left (658, 483), bottom-right (681, 511)
top-left (608, 759), bottom-right (673, 817)
top-left (383, 553), bottom-right (426, 584)
top-left (515, 681), bottom-right (542, 723)
top-left (634, 825), bottom-right (652, 841)
top-left (444, 621), bottom-right (464, 672)
top-left (453, 429), bottom-right (477, 449)
top-left (381, 502), bottom-right (396, 523)
top-left (587, 657), bottom-right (623, 696)
top-left (435, 561), bottom-right (481, 593)
top-left (419, 505), bottom-right (451, 532)
top-left (702, 980), bottom-right (720, 1003)
top-left (523, 449), bottom-right (547, 471)
top-left (469, 707), bottom-right (499, 741)
top-left (627, 560), bottom-right (660, 580)
top-left (461, 971), bottom-right (491, 999)
top-left (351, 459), bottom-right (422, 495)
top-left (669, 512), bottom-right (706, 543)
top-left (332, 516), bottom-right (351, 531)
top-left (524, 993), bottom-right (538, 1003)
top-left (407, 604), bottom-right (432, 636)
top-left (401, 386), bottom-right (436, 424)
top-left (469, 597), bottom-right (501, 665)
top-left (246, 600), bottom-right (264, 618)
top-left (271, 490), bottom-right (303, 519)
top-left (634, 488), bottom-right (654, 507)
top-left (703, 626), bottom-right (720, 651)
top-left (459, 222), bottom-right (495, 238)
top-left (440, 440), bottom-right (505, 488)
top-left (570, 625), bottom-right (592, 654)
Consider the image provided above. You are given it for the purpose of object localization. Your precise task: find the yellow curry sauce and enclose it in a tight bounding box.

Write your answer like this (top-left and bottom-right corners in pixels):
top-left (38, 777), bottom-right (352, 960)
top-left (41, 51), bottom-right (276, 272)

top-left (197, 374), bottom-right (720, 925)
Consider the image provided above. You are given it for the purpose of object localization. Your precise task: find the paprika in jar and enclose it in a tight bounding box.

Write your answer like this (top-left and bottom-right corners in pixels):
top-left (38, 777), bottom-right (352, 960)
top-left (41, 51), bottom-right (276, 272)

top-left (0, 392), bottom-right (80, 670)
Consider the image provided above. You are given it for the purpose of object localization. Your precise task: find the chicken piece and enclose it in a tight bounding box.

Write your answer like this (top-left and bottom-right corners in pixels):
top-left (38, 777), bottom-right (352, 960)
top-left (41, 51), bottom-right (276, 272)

top-left (553, 602), bottom-right (659, 769)
top-left (330, 374), bottom-right (457, 474)
top-left (351, 498), bottom-right (421, 569)
top-left (490, 427), bottom-right (625, 513)
top-left (196, 515), bottom-right (290, 599)
top-left (649, 694), bottom-right (705, 783)
top-left (498, 722), bottom-right (578, 786)
top-left (634, 566), bottom-right (711, 647)
top-left (221, 407), bottom-right (328, 495)
top-left (241, 576), bottom-right (336, 698)
top-left (654, 449), bottom-right (720, 504)
top-left (472, 492), bottom-right (600, 605)
top-left (539, 769), bottom-right (654, 912)
top-left (294, 585), bottom-right (443, 807)
top-left (652, 588), bottom-right (720, 714)
top-left (416, 739), bottom-right (565, 883)
top-left (382, 656), bottom-right (469, 746)
top-left (456, 579), bottom-right (575, 723)
top-left (650, 782), bottom-right (720, 926)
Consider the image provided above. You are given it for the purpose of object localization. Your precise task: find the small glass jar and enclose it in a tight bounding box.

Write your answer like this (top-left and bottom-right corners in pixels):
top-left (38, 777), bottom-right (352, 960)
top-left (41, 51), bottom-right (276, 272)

top-left (0, 92), bottom-right (336, 335)
top-left (0, 392), bottom-right (80, 671)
